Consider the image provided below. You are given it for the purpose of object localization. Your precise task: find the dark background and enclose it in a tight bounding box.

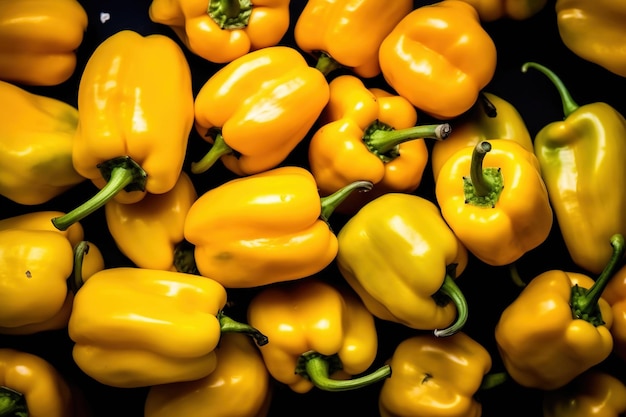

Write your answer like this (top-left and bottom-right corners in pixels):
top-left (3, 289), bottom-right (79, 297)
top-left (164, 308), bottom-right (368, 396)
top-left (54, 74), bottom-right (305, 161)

top-left (2, 0), bottom-right (626, 416)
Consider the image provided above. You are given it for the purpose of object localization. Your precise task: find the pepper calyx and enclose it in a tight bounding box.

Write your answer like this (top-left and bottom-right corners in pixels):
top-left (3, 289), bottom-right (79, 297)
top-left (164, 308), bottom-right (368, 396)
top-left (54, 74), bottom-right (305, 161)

top-left (0, 386), bottom-right (28, 417)
top-left (208, 0), bottom-right (252, 29)
top-left (463, 141), bottom-right (503, 207)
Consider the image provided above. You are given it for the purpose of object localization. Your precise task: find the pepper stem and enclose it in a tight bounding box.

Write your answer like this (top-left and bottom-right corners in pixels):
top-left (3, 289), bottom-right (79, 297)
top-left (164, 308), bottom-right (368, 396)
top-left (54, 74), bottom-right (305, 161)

top-left (366, 123), bottom-right (451, 157)
top-left (208, 0), bottom-right (252, 29)
top-left (191, 132), bottom-right (233, 174)
top-left (0, 386), bottom-right (28, 417)
top-left (52, 156), bottom-right (147, 231)
top-left (521, 62), bottom-right (579, 117)
top-left (319, 181), bottom-right (373, 222)
top-left (68, 241), bottom-right (90, 294)
top-left (315, 52), bottom-right (344, 77)
top-left (218, 311), bottom-right (269, 346)
top-left (470, 141), bottom-right (495, 197)
top-left (296, 351), bottom-right (391, 392)
top-left (571, 234), bottom-right (626, 325)
top-left (173, 240), bottom-right (199, 275)
top-left (433, 274), bottom-right (469, 337)
top-left (479, 372), bottom-right (508, 391)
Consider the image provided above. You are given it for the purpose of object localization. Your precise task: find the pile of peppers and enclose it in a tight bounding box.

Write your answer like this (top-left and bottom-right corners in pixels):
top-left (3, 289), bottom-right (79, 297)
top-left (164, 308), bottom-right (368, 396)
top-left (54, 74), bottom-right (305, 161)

top-left (3, 1), bottom-right (626, 416)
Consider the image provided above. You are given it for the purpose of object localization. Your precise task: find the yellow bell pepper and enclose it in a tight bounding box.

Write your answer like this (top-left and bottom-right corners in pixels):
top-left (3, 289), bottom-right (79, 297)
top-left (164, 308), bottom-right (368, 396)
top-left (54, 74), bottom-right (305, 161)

top-left (105, 171), bottom-right (198, 273)
top-left (0, 0), bottom-right (88, 86)
top-left (435, 139), bottom-right (553, 266)
top-left (378, 332), bottom-right (494, 417)
top-left (494, 234), bottom-right (624, 390)
top-left (556, 0), bottom-right (626, 78)
top-left (602, 263), bottom-right (626, 362)
top-left (446, 0), bottom-right (548, 21)
top-left (336, 193), bottom-right (469, 336)
top-left (144, 333), bottom-right (272, 417)
top-left (68, 267), bottom-right (267, 388)
top-left (51, 30), bottom-right (194, 231)
top-left (308, 74), bottom-right (451, 214)
top-left (0, 80), bottom-right (85, 205)
top-left (184, 166), bottom-right (371, 288)
top-left (191, 46), bottom-right (329, 176)
top-left (149, 0), bottom-right (291, 64)
top-left (247, 278), bottom-right (390, 394)
top-left (543, 370), bottom-right (626, 417)
top-left (293, 0), bottom-right (412, 78)
top-left (378, 0), bottom-right (497, 120)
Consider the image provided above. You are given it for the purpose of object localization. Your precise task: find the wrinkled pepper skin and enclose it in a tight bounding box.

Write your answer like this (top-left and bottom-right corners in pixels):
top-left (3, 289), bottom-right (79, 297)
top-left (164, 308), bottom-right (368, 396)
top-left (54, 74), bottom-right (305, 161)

top-left (105, 171), bottom-right (198, 272)
top-left (435, 139), bottom-right (553, 266)
top-left (336, 193), bottom-right (470, 336)
top-left (379, 0), bottom-right (497, 119)
top-left (0, 80), bottom-right (85, 205)
top-left (447, 0), bottom-right (547, 21)
top-left (149, 0), bottom-right (291, 64)
top-left (431, 92), bottom-right (534, 181)
top-left (525, 62), bottom-right (626, 274)
top-left (293, 0), bottom-right (412, 78)
top-left (192, 46), bottom-right (329, 176)
top-left (379, 332), bottom-right (492, 417)
top-left (68, 267), bottom-right (229, 388)
top-left (543, 370), bottom-right (626, 417)
top-left (0, 0), bottom-right (88, 86)
top-left (144, 333), bottom-right (272, 417)
top-left (556, 0), bottom-right (626, 78)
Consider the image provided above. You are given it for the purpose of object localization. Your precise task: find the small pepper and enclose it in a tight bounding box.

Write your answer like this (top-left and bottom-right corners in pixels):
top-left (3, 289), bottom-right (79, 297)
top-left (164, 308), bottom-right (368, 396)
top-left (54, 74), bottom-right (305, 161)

top-left (446, 0), bottom-right (548, 21)
top-left (293, 0), bottom-right (412, 78)
top-left (308, 74), bottom-right (451, 214)
top-left (495, 234), bottom-right (625, 390)
top-left (0, 0), bottom-right (88, 86)
top-left (144, 333), bottom-right (272, 417)
top-left (51, 30), bottom-right (195, 231)
top-left (336, 193), bottom-right (469, 336)
top-left (191, 46), bottom-right (329, 176)
top-left (0, 80), bottom-right (86, 205)
top-left (149, 0), bottom-right (291, 64)
top-left (184, 166), bottom-right (372, 288)
top-left (68, 267), bottom-right (268, 388)
top-left (525, 62), bottom-right (626, 274)
top-left (601, 262), bottom-right (626, 362)
top-left (378, 0), bottom-right (497, 119)
top-left (247, 278), bottom-right (391, 394)
top-left (435, 139), bottom-right (553, 266)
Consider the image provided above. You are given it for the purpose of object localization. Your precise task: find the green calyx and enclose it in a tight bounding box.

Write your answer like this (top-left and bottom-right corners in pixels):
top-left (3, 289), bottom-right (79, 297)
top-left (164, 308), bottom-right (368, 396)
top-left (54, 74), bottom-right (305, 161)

top-left (0, 386), bottom-right (28, 417)
top-left (173, 240), bottom-right (199, 275)
top-left (218, 311), bottom-right (269, 347)
top-left (432, 264), bottom-right (469, 337)
top-left (315, 52), bottom-right (344, 77)
top-left (208, 0), bottom-right (252, 29)
top-left (522, 62), bottom-right (579, 117)
top-left (463, 141), bottom-right (503, 208)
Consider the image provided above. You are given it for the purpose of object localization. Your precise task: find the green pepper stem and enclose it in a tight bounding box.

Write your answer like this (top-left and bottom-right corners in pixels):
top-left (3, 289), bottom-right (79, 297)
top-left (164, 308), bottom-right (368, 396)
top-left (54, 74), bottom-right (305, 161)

top-left (433, 274), bottom-right (469, 337)
top-left (366, 123), bottom-right (451, 155)
top-left (208, 0), bottom-right (252, 29)
top-left (469, 141), bottom-right (495, 198)
top-left (299, 351), bottom-right (391, 392)
top-left (319, 181), bottom-right (373, 222)
top-left (509, 263), bottom-right (527, 288)
top-left (191, 133), bottom-right (233, 174)
top-left (68, 241), bottom-right (90, 294)
top-left (218, 311), bottom-right (269, 347)
top-left (52, 156), bottom-right (147, 231)
top-left (173, 240), bottom-right (199, 275)
top-left (0, 386), bottom-right (27, 417)
top-left (478, 92), bottom-right (497, 118)
top-left (315, 52), bottom-right (344, 77)
top-left (521, 62), bottom-right (579, 117)
top-left (479, 372), bottom-right (508, 391)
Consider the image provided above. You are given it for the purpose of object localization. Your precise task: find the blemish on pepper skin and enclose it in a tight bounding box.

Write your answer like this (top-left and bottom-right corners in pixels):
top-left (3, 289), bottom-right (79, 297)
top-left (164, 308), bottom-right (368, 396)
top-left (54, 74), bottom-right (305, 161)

top-left (25, 270), bottom-right (32, 278)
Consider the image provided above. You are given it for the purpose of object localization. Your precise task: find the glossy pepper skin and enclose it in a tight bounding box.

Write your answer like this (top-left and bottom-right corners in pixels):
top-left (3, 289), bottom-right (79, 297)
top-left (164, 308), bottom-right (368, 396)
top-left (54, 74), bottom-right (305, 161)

top-left (431, 92), bottom-right (534, 181)
top-left (524, 62), bottom-right (626, 274)
top-left (378, 0), bottom-right (497, 120)
top-left (378, 332), bottom-right (493, 417)
top-left (309, 74), bottom-right (450, 214)
top-left (293, 0), bottom-right (412, 78)
top-left (602, 263), bottom-right (626, 362)
top-left (247, 278), bottom-right (390, 394)
top-left (336, 193), bottom-right (470, 337)
top-left (184, 166), bottom-right (370, 288)
top-left (0, 80), bottom-right (85, 205)
top-left (51, 30), bottom-right (194, 231)
top-left (556, 0), bottom-right (626, 78)
top-left (495, 234), bottom-right (625, 390)
top-left (435, 139), bottom-right (553, 266)
top-left (105, 171), bottom-right (198, 273)
top-left (144, 333), bottom-right (272, 417)
top-left (446, 0), bottom-right (547, 21)
top-left (191, 46), bottom-right (329, 176)
top-left (68, 267), bottom-right (267, 388)
top-left (149, 0), bottom-right (290, 64)
top-left (0, 0), bottom-right (87, 86)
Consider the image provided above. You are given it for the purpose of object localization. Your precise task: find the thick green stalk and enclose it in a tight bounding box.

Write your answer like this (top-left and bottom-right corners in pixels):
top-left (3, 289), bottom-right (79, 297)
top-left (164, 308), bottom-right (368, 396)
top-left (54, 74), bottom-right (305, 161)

top-left (320, 180), bottom-right (373, 222)
top-left (522, 62), bottom-right (579, 117)
top-left (191, 132), bottom-right (233, 174)
top-left (218, 311), bottom-right (269, 346)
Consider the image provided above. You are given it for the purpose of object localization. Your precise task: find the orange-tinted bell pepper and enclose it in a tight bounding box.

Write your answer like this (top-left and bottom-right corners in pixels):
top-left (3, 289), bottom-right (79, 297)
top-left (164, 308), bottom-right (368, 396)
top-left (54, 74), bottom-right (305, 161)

top-left (379, 0), bottom-right (497, 119)
top-left (149, 0), bottom-right (291, 64)
top-left (191, 46), bottom-right (329, 177)
top-left (51, 30), bottom-right (194, 231)
top-left (293, 0), bottom-right (412, 78)
top-left (308, 74), bottom-right (451, 214)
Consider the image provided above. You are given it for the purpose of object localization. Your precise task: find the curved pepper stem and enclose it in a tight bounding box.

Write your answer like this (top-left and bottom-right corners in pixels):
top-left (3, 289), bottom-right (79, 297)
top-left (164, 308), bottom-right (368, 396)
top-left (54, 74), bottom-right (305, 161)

top-left (68, 241), bottom-right (90, 294)
top-left (320, 180), bottom-right (373, 222)
top-left (479, 372), bottom-right (509, 391)
top-left (0, 386), bottom-right (27, 417)
top-left (315, 52), bottom-right (344, 77)
top-left (433, 273), bottom-right (469, 337)
top-left (571, 234), bottom-right (626, 326)
top-left (464, 140), bottom-right (504, 207)
top-left (208, 0), bottom-right (252, 29)
top-left (365, 122), bottom-right (451, 162)
top-left (521, 62), bottom-right (579, 117)
top-left (51, 156), bottom-right (147, 231)
top-left (190, 132), bottom-right (233, 175)
top-left (218, 311), bottom-right (269, 347)
top-left (296, 351), bottom-right (391, 392)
